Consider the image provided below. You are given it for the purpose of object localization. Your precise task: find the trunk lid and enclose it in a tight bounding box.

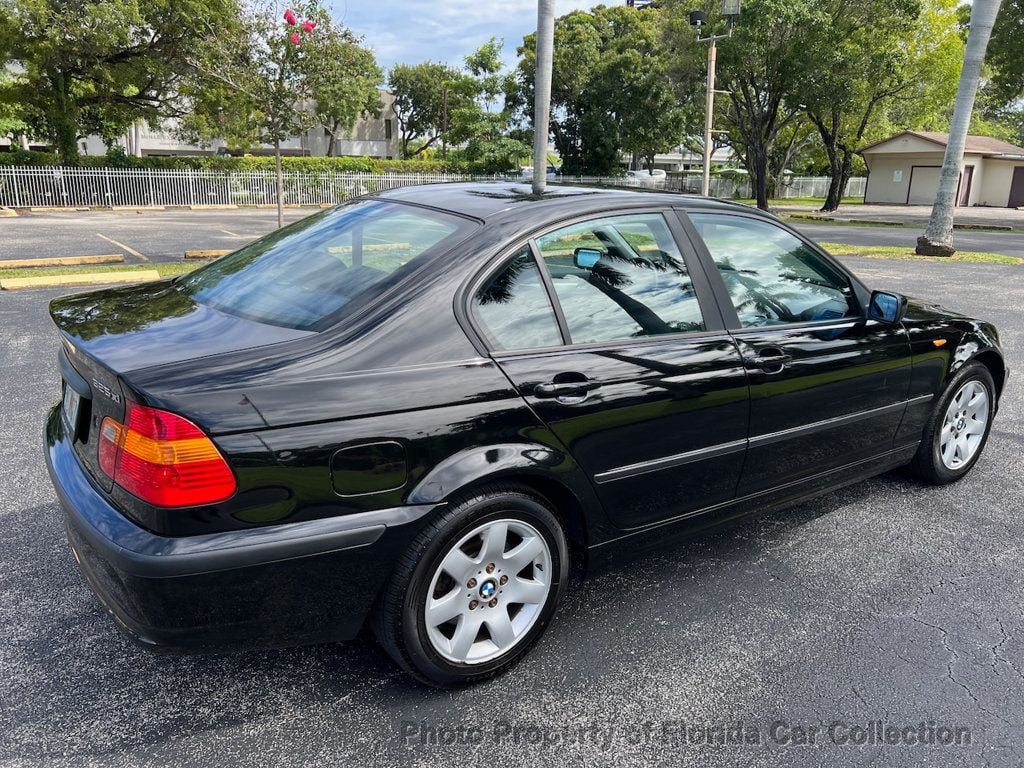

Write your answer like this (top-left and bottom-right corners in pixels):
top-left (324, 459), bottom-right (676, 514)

top-left (49, 280), bottom-right (311, 372)
top-left (50, 280), bottom-right (311, 489)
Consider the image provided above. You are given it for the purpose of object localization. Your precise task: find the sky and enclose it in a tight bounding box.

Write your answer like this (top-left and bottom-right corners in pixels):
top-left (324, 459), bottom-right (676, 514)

top-left (330, 0), bottom-right (599, 73)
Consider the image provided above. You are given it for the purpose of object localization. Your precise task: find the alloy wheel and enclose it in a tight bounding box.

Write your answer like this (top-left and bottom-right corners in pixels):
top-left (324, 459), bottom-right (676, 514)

top-left (939, 380), bottom-right (989, 470)
top-left (424, 518), bottom-right (552, 665)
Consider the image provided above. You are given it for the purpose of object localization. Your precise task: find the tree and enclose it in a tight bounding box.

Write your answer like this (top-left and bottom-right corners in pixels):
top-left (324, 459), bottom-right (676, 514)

top-left (663, 0), bottom-right (820, 210)
top-left (307, 26), bottom-right (381, 157)
top-left (511, 5), bottom-right (683, 176)
top-left (184, 1), bottom-right (325, 228)
top-left (986, 0), bottom-right (1024, 105)
top-left (799, 0), bottom-right (963, 211)
top-left (443, 40), bottom-right (530, 173)
top-left (917, 0), bottom-right (1004, 256)
top-left (0, 0), bottom-right (239, 164)
top-left (387, 62), bottom-right (472, 158)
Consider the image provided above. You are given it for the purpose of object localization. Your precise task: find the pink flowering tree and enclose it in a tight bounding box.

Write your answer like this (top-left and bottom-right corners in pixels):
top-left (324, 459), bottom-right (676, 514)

top-left (185, 1), bottom-right (327, 227)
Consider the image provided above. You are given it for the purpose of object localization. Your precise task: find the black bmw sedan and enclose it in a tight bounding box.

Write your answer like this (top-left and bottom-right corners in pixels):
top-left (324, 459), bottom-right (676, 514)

top-left (45, 183), bottom-right (1005, 686)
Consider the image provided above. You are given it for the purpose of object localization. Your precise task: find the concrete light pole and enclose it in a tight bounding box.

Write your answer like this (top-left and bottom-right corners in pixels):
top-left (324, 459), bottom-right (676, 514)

top-left (692, 1), bottom-right (740, 197)
top-left (532, 0), bottom-right (555, 195)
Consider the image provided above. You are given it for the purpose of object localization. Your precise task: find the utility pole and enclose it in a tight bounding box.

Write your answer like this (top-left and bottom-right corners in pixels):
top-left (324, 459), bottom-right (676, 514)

top-left (533, 0), bottom-right (555, 195)
top-left (702, 37), bottom-right (717, 197)
top-left (692, 1), bottom-right (740, 197)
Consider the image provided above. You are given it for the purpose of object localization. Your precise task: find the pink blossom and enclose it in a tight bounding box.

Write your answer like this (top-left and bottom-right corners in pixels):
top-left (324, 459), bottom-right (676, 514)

top-left (283, 8), bottom-right (297, 25)
top-left (302, 19), bottom-right (316, 33)
top-left (290, 31), bottom-right (301, 44)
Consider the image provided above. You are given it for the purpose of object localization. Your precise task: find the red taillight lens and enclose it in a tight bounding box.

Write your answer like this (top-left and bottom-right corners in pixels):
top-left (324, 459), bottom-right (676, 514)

top-left (98, 404), bottom-right (236, 507)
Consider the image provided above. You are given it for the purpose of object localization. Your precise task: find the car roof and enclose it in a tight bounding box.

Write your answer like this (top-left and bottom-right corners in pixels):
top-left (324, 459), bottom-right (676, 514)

top-left (373, 181), bottom-right (760, 223)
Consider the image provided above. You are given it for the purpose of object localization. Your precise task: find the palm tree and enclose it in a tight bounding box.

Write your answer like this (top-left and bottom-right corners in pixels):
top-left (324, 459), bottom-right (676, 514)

top-left (532, 0), bottom-right (555, 195)
top-left (916, 0), bottom-right (1003, 256)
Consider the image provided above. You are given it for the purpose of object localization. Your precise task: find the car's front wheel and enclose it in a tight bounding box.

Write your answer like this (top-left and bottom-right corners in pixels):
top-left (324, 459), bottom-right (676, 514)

top-left (910, 362), bottom-right (996, 484)
top-left (372, 484), bottom-right (568, 686)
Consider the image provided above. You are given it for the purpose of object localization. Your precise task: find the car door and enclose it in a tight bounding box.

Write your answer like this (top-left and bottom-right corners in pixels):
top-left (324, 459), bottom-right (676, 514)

top-left (680, 209), bottom-right (914, 496)
top-left (468, 210), bottom-right (750, 530)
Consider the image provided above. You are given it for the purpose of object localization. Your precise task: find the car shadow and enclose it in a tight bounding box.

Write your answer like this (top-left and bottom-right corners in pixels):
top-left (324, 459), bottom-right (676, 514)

top-left (4, 471), bottom-right (924, 757)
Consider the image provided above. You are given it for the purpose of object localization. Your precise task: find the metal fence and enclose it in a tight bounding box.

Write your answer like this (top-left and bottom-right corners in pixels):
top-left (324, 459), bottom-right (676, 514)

top-left (0, 166), bottom-right (867, 209)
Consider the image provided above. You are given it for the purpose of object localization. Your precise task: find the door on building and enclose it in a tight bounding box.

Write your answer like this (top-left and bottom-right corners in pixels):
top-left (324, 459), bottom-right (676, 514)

top-left (957, 165), bottom-right (974, 206)
top-left (908, 167), bottom-right (941, 204)
top-left (1009, 167), bottom-right (1024, 208)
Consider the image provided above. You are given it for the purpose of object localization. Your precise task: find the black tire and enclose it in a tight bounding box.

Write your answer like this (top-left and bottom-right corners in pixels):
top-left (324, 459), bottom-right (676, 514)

top-left (371, 483), bottom-right (569, 687)
top-left (909, 362), bottom-right (996, 485)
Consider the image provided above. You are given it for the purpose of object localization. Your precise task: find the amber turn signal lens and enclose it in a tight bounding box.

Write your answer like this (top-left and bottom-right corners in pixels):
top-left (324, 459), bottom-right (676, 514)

top-left (97, 404), bottom-right (236, 507)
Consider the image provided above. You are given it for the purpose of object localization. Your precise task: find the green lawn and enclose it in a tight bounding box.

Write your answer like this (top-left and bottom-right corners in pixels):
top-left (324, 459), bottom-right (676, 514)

top-left (820, 241), bottom-right (1022, 265)
top-left (734, 197), bottom-right (864, 207)
top-left (0, 262), bottom-right (199, 280)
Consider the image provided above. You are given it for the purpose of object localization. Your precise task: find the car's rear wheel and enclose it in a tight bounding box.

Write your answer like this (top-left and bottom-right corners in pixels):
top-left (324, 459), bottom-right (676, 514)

top-left (909, 363), bottom-right (995, 484)
top-left (372, 483), bottom-right (568, 687)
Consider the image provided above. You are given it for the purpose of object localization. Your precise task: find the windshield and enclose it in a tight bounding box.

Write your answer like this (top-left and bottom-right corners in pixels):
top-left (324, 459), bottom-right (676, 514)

top-left (177, 200), bottom-right (473, 330)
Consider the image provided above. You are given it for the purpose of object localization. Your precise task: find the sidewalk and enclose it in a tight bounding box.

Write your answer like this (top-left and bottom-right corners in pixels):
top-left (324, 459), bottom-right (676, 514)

top-left (775, 202), bottom-right (1024, 229)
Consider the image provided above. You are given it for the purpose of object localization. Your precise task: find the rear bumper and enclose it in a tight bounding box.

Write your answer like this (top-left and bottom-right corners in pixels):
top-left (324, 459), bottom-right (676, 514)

top-left (44, 407), bottom-right (438, 652)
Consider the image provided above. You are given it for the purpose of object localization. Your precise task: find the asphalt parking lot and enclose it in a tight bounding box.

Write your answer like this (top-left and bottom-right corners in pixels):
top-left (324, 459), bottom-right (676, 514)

top-left (1, 257), bottom-right (1021, 767)
top-left (4, 205), bottom-right (1024, 263)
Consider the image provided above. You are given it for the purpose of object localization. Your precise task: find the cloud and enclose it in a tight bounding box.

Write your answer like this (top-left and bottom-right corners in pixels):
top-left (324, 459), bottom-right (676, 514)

top-left (330, 0), bottom-right (597, 71)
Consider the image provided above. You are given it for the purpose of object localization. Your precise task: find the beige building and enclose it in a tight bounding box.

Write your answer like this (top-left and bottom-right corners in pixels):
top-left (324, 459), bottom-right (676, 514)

top-left (862, 131), bottom-right (1024, 208)
top-left (3, 91), bottom-right (401, 160)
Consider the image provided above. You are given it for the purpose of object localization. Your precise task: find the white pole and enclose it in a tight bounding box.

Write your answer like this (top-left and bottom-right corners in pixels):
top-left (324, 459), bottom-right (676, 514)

top-left (533, 0), bottom-right (555, 195)
top-left (702, 37), bottom-right (717, 197)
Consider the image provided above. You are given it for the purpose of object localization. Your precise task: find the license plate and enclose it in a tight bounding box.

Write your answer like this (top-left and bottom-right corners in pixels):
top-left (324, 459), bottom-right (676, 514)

top-left (62, 382), bottom-right (81, 437)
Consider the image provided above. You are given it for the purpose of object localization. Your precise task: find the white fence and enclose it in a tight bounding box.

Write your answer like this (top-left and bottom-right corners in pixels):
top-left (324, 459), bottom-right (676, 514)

top-left (0, 166), bottom-right (866, 209)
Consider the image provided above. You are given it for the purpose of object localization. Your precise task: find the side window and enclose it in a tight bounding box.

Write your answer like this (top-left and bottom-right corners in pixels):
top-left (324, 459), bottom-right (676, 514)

top-left (689, 213), bottom-right (859, 328)
top-left (534, 213), bottom-right (705, 345)
top-left (472, 247), bottom-right (563, 351)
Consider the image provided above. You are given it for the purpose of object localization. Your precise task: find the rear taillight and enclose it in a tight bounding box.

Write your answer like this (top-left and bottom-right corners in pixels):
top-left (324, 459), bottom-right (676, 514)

top-left (98, 403), bottom-right (236, 507)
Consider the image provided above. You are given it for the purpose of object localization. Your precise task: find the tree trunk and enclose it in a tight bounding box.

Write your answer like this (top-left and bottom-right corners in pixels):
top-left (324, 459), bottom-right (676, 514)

top-left (753, 151), bottom-right (770, 210)
top-left (917, 0), bottom-right (1003, 256)
top-left (325, 126), bottom-right (337, 157)
top-left (55, 116), bottom-right (79, 166)
top-left (274, 140), bottom-right (284, 230)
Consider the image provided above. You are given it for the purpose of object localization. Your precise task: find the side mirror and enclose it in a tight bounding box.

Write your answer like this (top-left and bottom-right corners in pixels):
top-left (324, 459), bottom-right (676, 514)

top-left (573, 247), bottom-right (602, 269)
top-left (868, 290), bottom-right (908, 324)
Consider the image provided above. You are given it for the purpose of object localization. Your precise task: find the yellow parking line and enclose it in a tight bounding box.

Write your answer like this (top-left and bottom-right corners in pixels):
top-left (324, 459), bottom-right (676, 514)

top-left (96, 233), bottom-right (149, 262)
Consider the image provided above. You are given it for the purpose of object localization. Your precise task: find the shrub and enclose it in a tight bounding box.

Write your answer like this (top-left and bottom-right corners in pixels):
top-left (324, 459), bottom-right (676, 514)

top-left (0, 149), bottom-right (470, 174)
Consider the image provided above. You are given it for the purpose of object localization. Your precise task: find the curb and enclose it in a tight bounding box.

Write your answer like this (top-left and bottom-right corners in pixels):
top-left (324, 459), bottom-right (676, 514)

top-left (953, 223), bottom-right (1013, 231)
top-left (1, 270), bottom-right (161, 291)
top-left (0, 254), bottom-right (124, 269)
top-left (184, 249), bottom-right (231, 259)
top-left (0, 207), bottom-right (17, 217)
top-left (787, 213), bottom-right (834, 222)
top-left (843, 218), bottom-right (905, 226)
top-left (189, 204), bottom-right (238, 210)
top-left (28, 206), bottom-right (91, 212)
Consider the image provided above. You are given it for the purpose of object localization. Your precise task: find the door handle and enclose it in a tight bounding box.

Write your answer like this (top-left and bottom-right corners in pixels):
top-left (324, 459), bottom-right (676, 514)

top-left (534, 379), bottom-right (601, 400)
top-left (751, 347), bottom-right (792, 373)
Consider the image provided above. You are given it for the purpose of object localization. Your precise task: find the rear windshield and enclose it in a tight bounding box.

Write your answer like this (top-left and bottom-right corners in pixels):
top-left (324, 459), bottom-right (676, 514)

top-left (177, 200), bottom-right (473, 330)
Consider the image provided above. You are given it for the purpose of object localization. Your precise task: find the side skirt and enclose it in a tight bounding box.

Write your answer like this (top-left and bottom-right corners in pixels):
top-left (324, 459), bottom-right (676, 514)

top-left (585, 443), bottom-right (919, 572)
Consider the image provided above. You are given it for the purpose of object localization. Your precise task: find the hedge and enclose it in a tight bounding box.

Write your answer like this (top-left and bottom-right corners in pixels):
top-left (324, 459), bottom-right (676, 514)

top-left (0, 149), bottom-right (471, 174)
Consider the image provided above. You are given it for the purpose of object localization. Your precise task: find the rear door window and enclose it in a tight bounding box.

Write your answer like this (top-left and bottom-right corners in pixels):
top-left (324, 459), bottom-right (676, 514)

top-left (178, 200), bottom-right (473, 330)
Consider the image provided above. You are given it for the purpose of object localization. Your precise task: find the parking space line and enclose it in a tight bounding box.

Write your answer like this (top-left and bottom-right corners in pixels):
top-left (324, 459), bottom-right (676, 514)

top-left (96, 233), bottom-right (149, 262)
top-left (220, 229), bottom-right (245, 238)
